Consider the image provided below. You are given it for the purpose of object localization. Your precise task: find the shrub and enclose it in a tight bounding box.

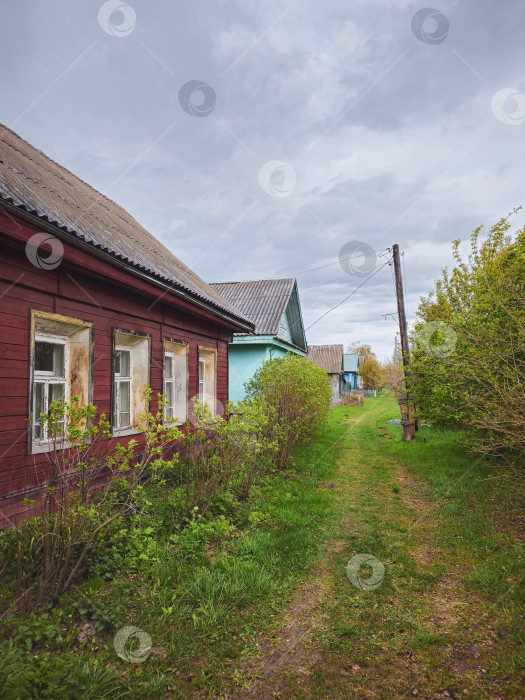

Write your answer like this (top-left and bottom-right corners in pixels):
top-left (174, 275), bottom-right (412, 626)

top-left (244, 354), bottom-right (332, 468)
top-left (339, 394), bottom-right (366, 407)
top-left (0, 642), bottom-right (127, 699)
top-left (176, 397), bottom-right (277, 517)
top-left (1, 390), bottom-right (182, 614)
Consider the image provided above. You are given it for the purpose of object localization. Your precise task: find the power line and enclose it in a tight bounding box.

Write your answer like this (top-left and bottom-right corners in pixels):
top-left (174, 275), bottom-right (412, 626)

top-left (299, 261), bottom-right (387, 290)
top-left (305, 258), bottom-right (392, 331)
top-left (208, 247), bottom-right (391, 283)
top-left (286, 247), bottom-right (390, 277)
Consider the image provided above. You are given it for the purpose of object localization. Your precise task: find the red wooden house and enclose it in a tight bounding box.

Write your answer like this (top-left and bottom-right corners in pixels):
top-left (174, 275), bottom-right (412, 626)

top-left (0, 125), bottom-right (254, 525)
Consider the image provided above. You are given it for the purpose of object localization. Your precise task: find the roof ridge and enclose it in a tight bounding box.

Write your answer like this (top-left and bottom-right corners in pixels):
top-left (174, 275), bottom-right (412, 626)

top-left (210, 277), bottom-right (295, 285)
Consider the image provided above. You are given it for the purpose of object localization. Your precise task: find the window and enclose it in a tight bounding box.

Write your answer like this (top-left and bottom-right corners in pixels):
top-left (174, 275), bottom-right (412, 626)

top-left (163, 340), bottom-right (188, 424)
top-left (30, 310), bottom-right (93, 454)
top-left (114, 347), bottom-right (132, 429)
top-left (164, 352), bottom-right (175, 419)
top-left (33, 335), bottom-right (68, 441)
top-left (112, 329), bottom-right (151, 435)
top-left (198, 358), bottom-right (205, 402)
top-left (197, 347), bottom-right (217, 415)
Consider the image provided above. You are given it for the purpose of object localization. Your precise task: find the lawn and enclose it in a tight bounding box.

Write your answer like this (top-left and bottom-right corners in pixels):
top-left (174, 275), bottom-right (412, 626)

top-left (0, 392), bottom-right (523, 699)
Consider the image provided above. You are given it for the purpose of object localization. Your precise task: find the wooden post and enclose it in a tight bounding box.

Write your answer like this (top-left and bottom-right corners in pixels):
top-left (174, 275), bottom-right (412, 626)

top-left (392, 244), bottom-right (416, 441)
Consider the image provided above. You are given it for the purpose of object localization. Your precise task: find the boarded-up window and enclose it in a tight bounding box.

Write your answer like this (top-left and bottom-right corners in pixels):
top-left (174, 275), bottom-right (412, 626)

top-left (30, 310), bottom-right (93, 454)
top-left (163, 340), bottom-right (188, 424)
top-left (112, 329), bottom-right (150, 435)
top-left (197, 346), bottom-right (217, 415)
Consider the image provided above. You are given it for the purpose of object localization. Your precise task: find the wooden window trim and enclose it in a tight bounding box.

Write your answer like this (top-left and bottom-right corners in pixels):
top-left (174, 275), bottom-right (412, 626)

top-left (29, 310), bottom-right (94, 455)
top-left (163, 339), bottom-right (189, 425)
top-left (197, 346), bottom-right (217, 415)
top-left (111, 328), bottom-right (151, 437)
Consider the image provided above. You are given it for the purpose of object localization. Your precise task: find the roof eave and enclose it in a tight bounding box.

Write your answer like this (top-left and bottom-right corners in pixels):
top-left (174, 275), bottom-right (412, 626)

top-left (1, 201), bottom-right (255, 333)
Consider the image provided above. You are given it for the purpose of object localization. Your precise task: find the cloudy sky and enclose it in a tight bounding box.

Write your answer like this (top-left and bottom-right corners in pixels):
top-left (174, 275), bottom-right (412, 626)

top-left (2, 0), bottom-right (525, 360)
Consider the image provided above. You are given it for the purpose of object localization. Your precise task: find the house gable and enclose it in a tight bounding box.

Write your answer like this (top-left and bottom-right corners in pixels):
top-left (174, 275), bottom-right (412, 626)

top-left (276, 282), bottom-right (307, 353)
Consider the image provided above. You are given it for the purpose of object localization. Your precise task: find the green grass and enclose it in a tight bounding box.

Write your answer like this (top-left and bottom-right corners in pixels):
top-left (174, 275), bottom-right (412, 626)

top-left (385, 414), bottom-right (524, 606)
top-left (1, 393), bottom-right (523, 699)
top-left (0, 410), bottom-right (344, 698)
top-left (300, 393), bottom-right (524, 699)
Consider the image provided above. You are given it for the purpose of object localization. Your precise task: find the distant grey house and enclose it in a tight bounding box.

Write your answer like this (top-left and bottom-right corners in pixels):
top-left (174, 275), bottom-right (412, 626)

top-left (306, 344), bottom-right (345, 408)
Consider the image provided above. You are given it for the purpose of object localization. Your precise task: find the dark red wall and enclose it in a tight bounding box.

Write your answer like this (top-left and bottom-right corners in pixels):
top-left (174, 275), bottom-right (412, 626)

top-left (0, 209), bottom-right (234, 523)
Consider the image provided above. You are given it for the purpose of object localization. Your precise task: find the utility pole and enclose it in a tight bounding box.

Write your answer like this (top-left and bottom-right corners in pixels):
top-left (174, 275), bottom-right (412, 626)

top-left (392, 244), bottom-right (416, 441)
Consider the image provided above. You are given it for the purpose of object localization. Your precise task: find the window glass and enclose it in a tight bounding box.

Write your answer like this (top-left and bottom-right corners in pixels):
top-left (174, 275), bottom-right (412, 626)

top-left (33, 383), bottom-right (44, 439)
top-left (35, 341), bottom-right (64, 376)
top-left (164, 355), bottom-right (173, 379)
top-left (120, 381), bottom-right (130, 411)
top-left (118, 381), bottom-right (131, 428)
top-left (165, 382), bottom-right (173, 419)
top-left (198, 358), bottom-right (205, 401)
top-left (115, 349), bottom-right (130, 377)
top-left (49, 383), bottom-right (65, 402)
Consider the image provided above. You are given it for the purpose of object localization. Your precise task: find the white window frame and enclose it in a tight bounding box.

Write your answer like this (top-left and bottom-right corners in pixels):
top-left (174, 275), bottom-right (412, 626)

top-left (163, 351), bottom-right (175, 422)
top-left (32, 332), bottom-right (69, 445)
top-left (197, 347), bottom-right (217, 416)
top-left (113, 345), bottom-right (133, 431)
top-left (198, 357), bottom-right (206, 402)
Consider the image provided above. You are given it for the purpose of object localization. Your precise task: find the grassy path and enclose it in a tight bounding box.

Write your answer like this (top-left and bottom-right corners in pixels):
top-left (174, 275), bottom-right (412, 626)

top-left (2, 392), bottom-right (521, 698)
top-left (228, 393), bottom-right (523, 699)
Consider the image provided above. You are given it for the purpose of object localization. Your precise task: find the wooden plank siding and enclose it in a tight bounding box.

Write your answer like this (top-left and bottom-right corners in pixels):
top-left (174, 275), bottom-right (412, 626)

top-left (0, 210), bottom-right (235, 521)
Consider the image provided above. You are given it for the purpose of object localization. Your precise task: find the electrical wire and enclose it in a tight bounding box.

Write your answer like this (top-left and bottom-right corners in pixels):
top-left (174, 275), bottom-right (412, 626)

top-left (299, 261), bottom-right (387, 290)
top-left (207, 247), bottom-right (391, 283)
top-left (305, 258), bottom-right (392, 331)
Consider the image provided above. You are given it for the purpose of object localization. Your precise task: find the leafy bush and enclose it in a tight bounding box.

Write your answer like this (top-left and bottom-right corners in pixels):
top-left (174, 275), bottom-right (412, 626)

top-left (2, 390), bottom-right (182, 614)
top-left (0, 643), bottom-right (127, 699)
top-left (67, 583), bottom-right (129, 633)
top-left (175, 397), bottom-right (277, 517)
top-left (245, 354), bottom-right (332, 468)
top-left (410, 209), bottom-right (525, 467)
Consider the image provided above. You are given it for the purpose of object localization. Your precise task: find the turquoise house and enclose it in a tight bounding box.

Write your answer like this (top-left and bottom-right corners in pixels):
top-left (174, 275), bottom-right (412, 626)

top-left (343, 353), bottom-right (361, 391)
top-left (209, 278), bottom-right (307, 402)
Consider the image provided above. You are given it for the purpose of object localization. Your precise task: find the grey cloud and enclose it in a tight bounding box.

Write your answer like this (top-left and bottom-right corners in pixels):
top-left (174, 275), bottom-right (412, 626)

top-left (1, 0), bottom-right (525, 359)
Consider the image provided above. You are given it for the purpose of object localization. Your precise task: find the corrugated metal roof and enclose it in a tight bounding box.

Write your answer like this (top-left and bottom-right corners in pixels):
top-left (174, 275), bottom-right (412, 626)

top-left (343, 353), bottom-right (359, 372)
top-left (209, 278), bottom-right (295, 336)
top-left (307, 344), bottom-right (344, 374)
top-left (0, 125), bottom-right (253, 330)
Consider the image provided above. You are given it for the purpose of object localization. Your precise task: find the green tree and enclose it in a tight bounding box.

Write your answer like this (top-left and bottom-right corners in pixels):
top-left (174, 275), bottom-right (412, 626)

top-left (360, 356), bottom-right (383, 390)
top-left (346, 342), bottom-right (375, 359)
top-left (410, 208), bottom-right (525, 466)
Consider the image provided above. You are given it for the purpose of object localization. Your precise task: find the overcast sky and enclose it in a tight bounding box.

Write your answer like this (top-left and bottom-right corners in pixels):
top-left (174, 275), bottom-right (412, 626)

top-left (2, 0), bottom-right (525, 360)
